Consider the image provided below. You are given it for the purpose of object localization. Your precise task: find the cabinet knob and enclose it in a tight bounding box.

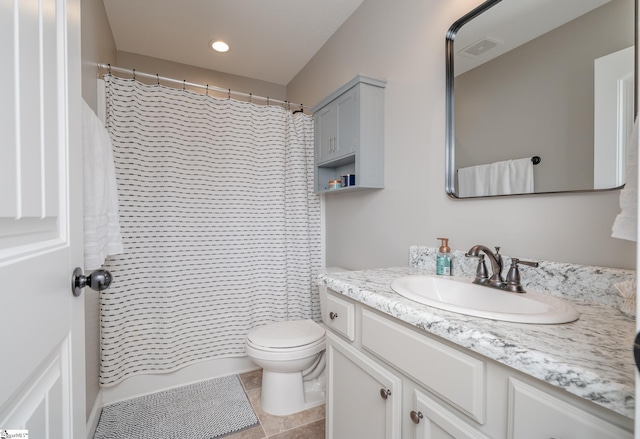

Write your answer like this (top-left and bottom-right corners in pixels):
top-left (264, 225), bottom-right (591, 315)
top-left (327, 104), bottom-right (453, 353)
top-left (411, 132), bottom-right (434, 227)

top-left (329, 311), bottom-right (338, 320)
top-left (379, 388), bottom-right (391, 400)
top-left (410, 410), bottom-right (423, 424)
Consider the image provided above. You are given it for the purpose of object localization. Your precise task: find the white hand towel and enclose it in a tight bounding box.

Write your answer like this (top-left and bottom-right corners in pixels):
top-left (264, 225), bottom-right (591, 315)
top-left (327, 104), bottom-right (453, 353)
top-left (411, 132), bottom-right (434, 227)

top-left (612, 117), bottom-right (638, 242)
top-left (458, 163), bottom-right (491, 197)
top-left (489, 158), bottom-right (534, 195)
top-left (82, 99), bottom-right (124, 269)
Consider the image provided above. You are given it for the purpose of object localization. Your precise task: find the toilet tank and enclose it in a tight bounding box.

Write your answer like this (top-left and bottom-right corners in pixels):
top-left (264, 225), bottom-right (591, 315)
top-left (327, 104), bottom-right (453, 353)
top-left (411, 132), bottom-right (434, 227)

top-left (319, 267), bottom-right (349, 323)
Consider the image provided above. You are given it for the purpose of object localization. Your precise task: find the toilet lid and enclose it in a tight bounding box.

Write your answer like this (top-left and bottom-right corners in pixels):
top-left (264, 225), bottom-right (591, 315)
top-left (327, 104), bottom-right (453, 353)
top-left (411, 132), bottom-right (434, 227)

top-left (247, 320), bottom-right (325, 348)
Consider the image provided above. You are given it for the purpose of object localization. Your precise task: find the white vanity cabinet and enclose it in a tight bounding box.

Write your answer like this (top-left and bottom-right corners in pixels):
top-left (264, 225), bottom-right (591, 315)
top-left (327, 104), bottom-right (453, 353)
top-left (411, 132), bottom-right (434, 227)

top-left (322, 288), bottom-right (634, 439)
top-left (326, 332), bottom-right (402, 439)
top-left (312, 75), bottom-right (385, 193)
top-left (410, 389), bottom-right (491, 439)
top-left (507, 379), bottom-right (632, 439)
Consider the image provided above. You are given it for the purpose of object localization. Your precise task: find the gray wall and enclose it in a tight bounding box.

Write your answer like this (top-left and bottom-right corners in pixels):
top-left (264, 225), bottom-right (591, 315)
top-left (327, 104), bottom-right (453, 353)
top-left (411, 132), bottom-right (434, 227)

top-left (287, 0), bottom-right (636, 270)
top-left (81, 0), bottom-right (116, 113)
top-left (115, 51), bottom-right (287, 101)
top-left (455, 0), bottom-right (633, 193)
top-left (80, 0), bottom-right (116, 422)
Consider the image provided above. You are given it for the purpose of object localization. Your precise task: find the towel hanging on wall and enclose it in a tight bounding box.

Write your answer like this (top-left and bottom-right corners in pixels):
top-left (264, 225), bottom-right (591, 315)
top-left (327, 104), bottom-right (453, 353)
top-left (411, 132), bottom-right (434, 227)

top-left (489, 157), bottom-right (534, 195)
top-left (82, 99), bottom-right (124, 269)
top-left (458, 157), bottom-right (534, 197)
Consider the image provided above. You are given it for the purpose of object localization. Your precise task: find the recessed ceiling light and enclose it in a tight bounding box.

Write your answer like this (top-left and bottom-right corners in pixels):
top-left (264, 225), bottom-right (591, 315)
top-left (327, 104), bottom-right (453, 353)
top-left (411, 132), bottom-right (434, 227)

top-left (211, 40), bottom-right (230, 53)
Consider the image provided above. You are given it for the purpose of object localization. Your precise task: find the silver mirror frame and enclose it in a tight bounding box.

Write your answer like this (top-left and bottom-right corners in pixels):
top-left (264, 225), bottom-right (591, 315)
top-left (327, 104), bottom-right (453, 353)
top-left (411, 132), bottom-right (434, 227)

top-left (445, 0), bottom-right (638, 199)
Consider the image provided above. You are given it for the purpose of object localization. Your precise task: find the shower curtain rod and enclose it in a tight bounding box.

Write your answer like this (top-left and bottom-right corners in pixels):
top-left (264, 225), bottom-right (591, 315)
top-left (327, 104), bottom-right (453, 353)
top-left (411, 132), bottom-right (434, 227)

top-left (97, 63), bottom-right (309, 111)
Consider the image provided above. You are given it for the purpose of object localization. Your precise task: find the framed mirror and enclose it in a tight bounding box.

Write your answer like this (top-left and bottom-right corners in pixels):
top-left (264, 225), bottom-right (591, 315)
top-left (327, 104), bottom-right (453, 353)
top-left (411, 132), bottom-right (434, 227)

top-left (446, 0), bottom-right (636, 198)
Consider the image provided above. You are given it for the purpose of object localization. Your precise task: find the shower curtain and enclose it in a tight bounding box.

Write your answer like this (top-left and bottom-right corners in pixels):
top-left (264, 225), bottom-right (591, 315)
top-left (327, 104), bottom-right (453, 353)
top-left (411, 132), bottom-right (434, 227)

top-left (100, 75), bottom-right (321, 387)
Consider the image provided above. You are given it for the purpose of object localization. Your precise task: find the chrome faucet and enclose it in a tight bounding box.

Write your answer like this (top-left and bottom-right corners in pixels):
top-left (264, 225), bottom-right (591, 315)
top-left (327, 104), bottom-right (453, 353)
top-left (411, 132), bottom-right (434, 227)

top-left (465, 245), bottom-right (538, 293)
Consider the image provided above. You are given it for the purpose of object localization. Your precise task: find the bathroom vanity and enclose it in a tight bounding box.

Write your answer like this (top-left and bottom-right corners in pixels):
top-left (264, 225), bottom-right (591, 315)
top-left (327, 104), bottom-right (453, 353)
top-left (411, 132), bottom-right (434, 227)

top-left (319, 264), bottom-right (635, 438)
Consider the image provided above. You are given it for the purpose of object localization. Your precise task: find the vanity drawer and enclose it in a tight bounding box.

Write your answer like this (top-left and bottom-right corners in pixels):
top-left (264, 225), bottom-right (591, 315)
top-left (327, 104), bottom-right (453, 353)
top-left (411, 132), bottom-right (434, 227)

top-left (361, 309), bottom-right (485, 423)
top-left (507, 378), bottom-right (632, 439)
top-left (325, 291), bottom-right (355, 341)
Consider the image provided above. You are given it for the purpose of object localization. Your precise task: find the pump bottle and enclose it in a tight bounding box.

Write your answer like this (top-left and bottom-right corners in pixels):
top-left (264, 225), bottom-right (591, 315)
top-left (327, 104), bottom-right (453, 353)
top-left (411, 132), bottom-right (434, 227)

top-left (436, 238), bottom-right (452, 276)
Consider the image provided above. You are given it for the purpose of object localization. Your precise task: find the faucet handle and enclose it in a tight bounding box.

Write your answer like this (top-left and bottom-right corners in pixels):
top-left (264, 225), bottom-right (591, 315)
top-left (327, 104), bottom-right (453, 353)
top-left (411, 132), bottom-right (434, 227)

top-left (513, 258), bottom-right (538, 268)
top-left (493, 246), bottom-right (503, 273)
top-left (504, 258), bottom-right (539, 293)
top-left (473, 254), bottom-right (489, 285)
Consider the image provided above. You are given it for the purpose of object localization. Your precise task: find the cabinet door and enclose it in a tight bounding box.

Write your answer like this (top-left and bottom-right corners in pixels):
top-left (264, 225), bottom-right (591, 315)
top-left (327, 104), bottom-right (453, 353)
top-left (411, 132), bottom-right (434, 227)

top-left (336, 85), bottom-right (358, 158)
top-left (411, 390), bottom-right (490, 439)
top-left (315, 101), bottom-right (338, 164)
top-left (326, 331), bottom-right (402, 439)
top-left (508, 378), bottom-right (632, 439)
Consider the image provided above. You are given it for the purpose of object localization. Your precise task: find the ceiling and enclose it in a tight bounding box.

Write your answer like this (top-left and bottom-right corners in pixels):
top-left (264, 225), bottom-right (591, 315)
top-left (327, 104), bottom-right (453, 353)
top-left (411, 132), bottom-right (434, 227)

top-left (102, 0), bottom-right (365, 86)
top-left (454, 0), bottom-right (612, 75)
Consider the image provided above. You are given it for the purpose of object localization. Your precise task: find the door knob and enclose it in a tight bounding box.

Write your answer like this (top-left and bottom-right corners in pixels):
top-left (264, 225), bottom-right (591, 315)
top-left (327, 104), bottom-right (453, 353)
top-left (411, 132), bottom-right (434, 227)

top-left (71, 267), bottom-right (112, 296)
top-left (634, 332), bottom-right (640, 373)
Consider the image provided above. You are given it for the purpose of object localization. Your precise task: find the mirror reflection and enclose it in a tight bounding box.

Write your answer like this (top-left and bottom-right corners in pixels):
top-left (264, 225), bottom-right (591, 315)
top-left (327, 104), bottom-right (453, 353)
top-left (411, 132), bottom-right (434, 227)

top-left (446, 0), bottom-right (635, 198)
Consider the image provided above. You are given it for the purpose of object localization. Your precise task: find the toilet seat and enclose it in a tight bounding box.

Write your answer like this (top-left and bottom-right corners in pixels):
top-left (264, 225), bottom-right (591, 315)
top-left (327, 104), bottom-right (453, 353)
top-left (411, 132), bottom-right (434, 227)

top-left (244, 319), bottom-right (327, 416)
top-left (245, 336), bottom-right (325, 355)
top-left (247, 320), bottom-right (325, 349)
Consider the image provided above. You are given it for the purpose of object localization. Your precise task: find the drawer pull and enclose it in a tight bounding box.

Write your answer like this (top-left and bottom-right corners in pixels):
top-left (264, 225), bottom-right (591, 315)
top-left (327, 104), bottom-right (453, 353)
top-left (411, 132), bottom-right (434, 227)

top-left (379, 388), bottom-right (391, 400)
top-left (410, 410), bottom-right (423, 424)
top-left (329, 311), bottom-right (338, 320)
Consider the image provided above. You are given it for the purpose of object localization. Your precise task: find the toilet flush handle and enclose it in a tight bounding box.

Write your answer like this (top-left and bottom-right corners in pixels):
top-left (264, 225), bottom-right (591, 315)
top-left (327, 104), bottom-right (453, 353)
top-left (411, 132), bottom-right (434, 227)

top-left (329, 312), bottom-right (338, 320)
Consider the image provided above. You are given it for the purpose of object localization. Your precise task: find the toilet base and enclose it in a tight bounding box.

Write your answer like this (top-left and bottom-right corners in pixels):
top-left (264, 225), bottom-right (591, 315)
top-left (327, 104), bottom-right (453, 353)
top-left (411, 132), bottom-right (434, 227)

top-left (260, 370), bottom-right (326, 416)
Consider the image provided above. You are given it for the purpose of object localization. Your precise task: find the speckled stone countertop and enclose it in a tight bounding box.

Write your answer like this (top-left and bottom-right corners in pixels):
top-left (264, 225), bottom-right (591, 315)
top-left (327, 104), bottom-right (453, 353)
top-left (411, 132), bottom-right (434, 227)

top-left (318, 264), bottom-right (636, 419)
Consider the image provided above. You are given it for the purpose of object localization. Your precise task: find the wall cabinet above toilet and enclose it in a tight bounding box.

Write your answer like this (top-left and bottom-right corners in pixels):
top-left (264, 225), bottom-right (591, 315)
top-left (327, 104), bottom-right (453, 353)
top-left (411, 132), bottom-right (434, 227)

top-left (312, 75), bottom-right (386, 194)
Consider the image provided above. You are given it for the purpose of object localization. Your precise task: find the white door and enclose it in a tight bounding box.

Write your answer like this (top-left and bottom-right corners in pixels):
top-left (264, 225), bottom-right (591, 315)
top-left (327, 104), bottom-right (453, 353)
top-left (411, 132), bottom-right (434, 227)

top-left (593, 46), bottom-right (634, 189)
top-left (0, 0), bottom-right (85, 437)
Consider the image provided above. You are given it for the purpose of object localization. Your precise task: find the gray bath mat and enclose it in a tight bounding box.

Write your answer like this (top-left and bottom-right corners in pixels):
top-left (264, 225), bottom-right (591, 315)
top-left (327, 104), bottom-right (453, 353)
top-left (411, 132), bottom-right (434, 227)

top-left (94, 374), bottom-right (259, 439)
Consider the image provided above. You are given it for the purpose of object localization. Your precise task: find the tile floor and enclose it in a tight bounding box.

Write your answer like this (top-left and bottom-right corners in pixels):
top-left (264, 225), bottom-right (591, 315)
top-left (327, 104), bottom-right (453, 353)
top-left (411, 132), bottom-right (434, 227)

top-left (227, 369), bottom-right (326, 439)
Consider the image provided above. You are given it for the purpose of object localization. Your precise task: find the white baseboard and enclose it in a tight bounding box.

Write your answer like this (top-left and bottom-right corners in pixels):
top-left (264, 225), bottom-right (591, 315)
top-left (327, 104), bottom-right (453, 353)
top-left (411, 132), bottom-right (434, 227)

top-left (101, 356), bottom-right (258, 405)
top-left (86, 389), bottom-right (103, 439)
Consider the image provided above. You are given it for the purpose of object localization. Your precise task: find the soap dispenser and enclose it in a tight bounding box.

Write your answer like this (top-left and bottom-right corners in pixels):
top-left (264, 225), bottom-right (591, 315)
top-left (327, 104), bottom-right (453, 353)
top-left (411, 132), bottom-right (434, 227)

top-left (436, 238), bottom-right (452, 276)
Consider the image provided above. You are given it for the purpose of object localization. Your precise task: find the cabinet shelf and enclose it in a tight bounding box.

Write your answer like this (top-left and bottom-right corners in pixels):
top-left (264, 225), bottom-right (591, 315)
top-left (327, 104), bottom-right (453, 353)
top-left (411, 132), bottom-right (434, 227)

top-left (312, 75), bottom-right (386, 194)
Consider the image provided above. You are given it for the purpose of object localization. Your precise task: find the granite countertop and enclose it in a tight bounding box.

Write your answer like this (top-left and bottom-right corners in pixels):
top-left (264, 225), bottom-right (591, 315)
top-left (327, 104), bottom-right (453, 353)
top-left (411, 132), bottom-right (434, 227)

top-left (318, 266), bottom-right (636, 419)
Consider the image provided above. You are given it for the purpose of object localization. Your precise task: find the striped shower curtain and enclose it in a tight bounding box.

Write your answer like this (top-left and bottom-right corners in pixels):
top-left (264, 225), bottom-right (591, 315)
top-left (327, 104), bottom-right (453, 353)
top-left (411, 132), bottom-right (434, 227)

top-left (100, 75), bottom-right (321, 387)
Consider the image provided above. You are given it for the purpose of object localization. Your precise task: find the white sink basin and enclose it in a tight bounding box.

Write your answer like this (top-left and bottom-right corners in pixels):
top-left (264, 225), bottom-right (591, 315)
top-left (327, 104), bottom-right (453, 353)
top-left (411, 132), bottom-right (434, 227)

top-left (390, 275), bottom-right (579, 324)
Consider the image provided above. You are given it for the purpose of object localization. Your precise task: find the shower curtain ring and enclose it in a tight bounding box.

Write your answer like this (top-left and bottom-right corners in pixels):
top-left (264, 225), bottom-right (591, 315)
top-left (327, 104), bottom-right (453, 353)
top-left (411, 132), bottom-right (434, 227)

top-left (249, 93), bottom-right (252, 103)
top-left (107, 64), bottom-right (111, 76)
top-left (228, 89), bottom-right (231, 100)
top-left (267, 97), bottom-right (270, 106)
top-left (183, 79), bottom-right (186, 91)
top-left (132, 69), bottom-right (136, 80)
top-left (206, 85), bottom-right (209, 96)
top-left (156, 74), bottom-right (159, 85)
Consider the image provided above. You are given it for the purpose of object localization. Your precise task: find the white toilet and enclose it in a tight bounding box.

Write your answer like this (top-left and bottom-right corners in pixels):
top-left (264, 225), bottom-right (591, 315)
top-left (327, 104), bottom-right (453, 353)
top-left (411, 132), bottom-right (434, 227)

top-left (244, 267), bottom-right (347, 416)
top-left (245, 319), bottom-right (326, 416)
